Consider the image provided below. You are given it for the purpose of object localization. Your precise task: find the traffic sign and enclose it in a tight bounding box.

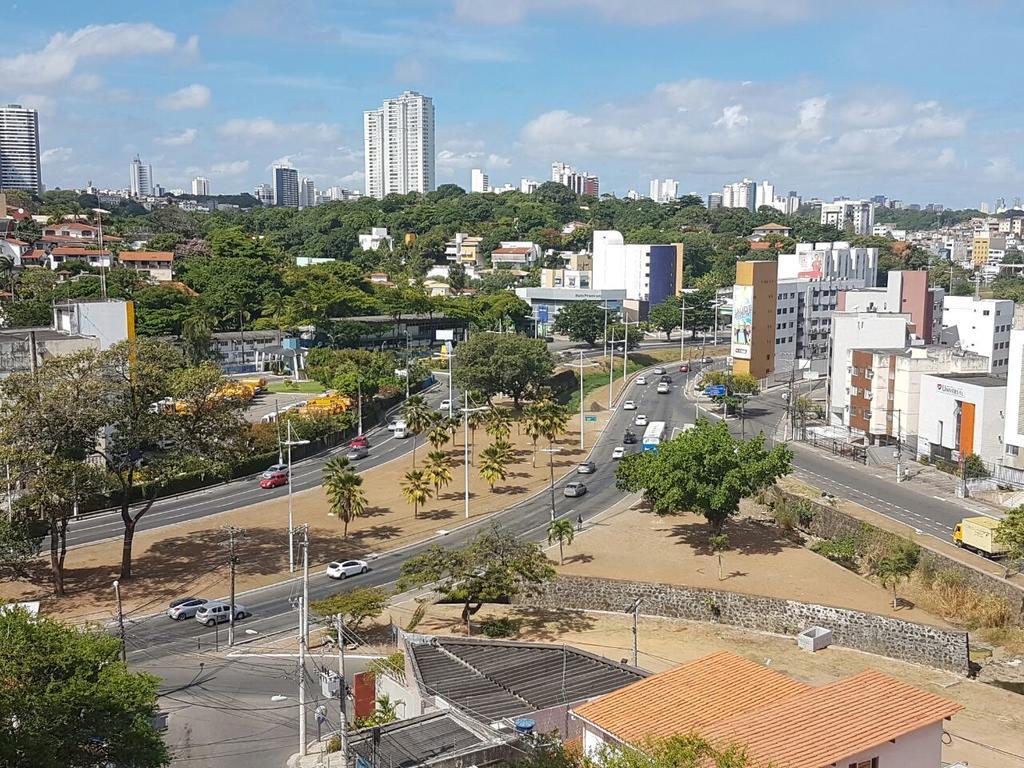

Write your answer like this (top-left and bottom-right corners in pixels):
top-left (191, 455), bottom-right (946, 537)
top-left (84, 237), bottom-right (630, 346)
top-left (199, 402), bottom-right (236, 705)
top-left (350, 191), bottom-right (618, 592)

top-left (537, 305), bottom-right (549, 323)
top-left (704, 384), bottom-right (727, 397)
top-left (584, 415), bottom-right (598, 423)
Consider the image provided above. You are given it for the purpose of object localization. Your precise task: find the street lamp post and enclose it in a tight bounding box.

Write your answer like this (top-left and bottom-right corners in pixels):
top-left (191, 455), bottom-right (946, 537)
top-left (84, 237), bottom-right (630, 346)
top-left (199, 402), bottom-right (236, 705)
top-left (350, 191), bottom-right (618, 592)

top-left (679, 298), bottom-right (686, 362)
top-left (541, 447), bottom-right (561, 520)
top-left (356, 380), bottom-right (363, 436)
top-left (461, 392), bottom-right (488, 519)
top-left (565, 350), bottom-right (600, 450)
top-left (284, 421), bottom-right (310, 572)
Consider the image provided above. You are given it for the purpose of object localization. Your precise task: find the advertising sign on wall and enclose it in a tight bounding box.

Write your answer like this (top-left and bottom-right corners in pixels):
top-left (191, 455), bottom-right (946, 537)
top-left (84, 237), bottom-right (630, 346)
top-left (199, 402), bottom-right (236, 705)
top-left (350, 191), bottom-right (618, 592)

top-left (797, 250), bottom-right (824, 279)
top-left (731, 284), bottom-right (753, 360)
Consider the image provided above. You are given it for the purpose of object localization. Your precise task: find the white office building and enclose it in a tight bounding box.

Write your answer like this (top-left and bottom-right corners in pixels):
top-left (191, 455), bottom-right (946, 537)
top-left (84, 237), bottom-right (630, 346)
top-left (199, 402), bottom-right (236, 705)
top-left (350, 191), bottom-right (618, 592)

top-left (520, 178), bottom-right (540, 194)
top-left (649, 178), bottom-right (679, 203)
top-left (722, 178), bottom-right (756, 211)
top-left (591, 230), bottom-right (683, 318)
top-left (364, 90), bottom-right (435, 198)
top-left (298, 177), bottom-right (316, 209)
top-left (470, 168), bottom-right (489, 193)
top-left (191, 176), bottom-right (210, 196)
top-left (821, 200), bottom-right (875, 236)
top-left (129, 155), bottom-right (153, 197)
top-left (940, 296), bottom-right (1014, 373)
top-left (829, 312), bottom-right (911, 417)
top-left (254, 183), bottom-right (274, 206)
top-left (0, 104), bottom-right (41, 194)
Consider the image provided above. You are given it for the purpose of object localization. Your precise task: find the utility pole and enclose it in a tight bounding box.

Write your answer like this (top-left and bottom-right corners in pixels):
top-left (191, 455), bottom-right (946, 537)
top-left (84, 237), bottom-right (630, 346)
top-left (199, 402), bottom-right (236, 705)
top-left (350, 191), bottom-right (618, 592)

top-left (629, 597), bottom-right (645, 667)
top-left (275, 398), bottom-right (283, 464)
top-left (357, 380), bottom-right (363, 436)
top-left (464, 391), bottom-right (470, 519)
top-left (113, 580), bottom-right (126, 664)
top-left (335, 614), bottom-right (350, 767)
top-left (224, 526), bottom-right (244, 647)
top-left (284, 422), bottom-right (309, 572)
top-left (301, 524), bottom-right (310, 647)
top-left (895, 409), bottom-right (903, 483)
top-left (298, 595), bottom-right (307, 757)
top-left (607, 328), bottom-right (616, 410)
top-left (447, 348), bottom-right (454, 419)
top-left (679, 298), bottom-right (686, 362)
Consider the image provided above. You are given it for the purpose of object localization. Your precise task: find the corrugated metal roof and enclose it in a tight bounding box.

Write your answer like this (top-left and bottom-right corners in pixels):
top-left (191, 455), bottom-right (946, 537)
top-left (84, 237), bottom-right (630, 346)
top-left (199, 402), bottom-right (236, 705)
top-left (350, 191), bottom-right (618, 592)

top-left (348, 711), bottom-right (489, 767)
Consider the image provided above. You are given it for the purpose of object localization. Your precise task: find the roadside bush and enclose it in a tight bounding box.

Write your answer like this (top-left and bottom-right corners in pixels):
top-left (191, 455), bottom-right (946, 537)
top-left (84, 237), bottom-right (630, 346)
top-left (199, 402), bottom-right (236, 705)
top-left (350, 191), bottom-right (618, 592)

top-left (811, 537), bottom-right (858, 570)
top-left (855, 524), bottom-right (920, 574)
top-left (927, 569), bottom-right (1012, 629)
top-left (480, 617), bottom-right (521, 638)
top-left (325, 735), bottom-right (341, 753)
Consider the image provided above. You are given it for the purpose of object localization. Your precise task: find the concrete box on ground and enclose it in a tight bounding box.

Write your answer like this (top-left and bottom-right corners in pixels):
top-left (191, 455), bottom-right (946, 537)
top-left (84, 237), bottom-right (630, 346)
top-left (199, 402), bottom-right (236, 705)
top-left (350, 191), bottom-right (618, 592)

top-left (797, 626), bottom-right (833, 652)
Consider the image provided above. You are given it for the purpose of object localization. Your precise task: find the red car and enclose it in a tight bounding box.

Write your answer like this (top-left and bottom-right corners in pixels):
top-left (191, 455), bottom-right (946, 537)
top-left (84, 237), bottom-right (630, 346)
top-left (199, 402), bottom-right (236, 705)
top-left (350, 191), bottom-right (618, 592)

top-left (678, 363), bottom-right (689, 373)
top-left (349, 435), bottom-right (370, 449)
top-left (259, 470), bottom-right (288, 489)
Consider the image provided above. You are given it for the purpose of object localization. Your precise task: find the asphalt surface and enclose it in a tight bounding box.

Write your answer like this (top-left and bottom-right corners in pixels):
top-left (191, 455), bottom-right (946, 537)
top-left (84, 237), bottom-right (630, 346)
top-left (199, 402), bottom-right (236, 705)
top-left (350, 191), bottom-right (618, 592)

top-left (121, 358), bottom-right (701, 660)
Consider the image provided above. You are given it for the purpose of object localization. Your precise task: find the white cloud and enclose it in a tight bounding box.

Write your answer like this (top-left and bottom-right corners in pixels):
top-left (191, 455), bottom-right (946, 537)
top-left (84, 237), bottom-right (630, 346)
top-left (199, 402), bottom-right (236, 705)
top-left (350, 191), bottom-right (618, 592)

top-left (14, 94), bottom-right (56, 116)
top-left (155, 128), bottom-right (197, 146)
top-left (158, 84), bottom-right (211, 111)
top-left (797, 97), bottom-right (827, 133)
top-left (453, 0), bottom-right (819, 25)
top-left (714, 104), bottom-right (749, 131)
top-left (0, 23), bottom-right (183, 86)
top-left (211, 160), bottom-right (250, 175)
top-left (218, 117), bottom-right (339, 143)
top-left (41, 147), bottom-right (73, 164)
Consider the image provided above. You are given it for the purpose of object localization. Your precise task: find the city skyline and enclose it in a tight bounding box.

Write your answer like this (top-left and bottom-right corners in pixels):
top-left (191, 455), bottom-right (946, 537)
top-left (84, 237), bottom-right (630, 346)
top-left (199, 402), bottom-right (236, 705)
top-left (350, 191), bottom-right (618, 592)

top-left (2, 1), bottom-right (1023, 206)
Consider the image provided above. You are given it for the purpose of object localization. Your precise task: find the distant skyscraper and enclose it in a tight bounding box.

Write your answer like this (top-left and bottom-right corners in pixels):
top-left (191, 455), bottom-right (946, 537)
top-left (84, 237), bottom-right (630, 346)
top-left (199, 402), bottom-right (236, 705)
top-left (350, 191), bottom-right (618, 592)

top-left (551, 161), bottom-right (599, 197)
top-left (273, 166), bottom-right (299, 208)
top-left (298, 176), bottom-right (316, 209)
top-left (649, 178), bottom-right (679, 203)
top-left (707, 192), bottom-right (723, 209)
top-left (471, 168), bottom-right (489, 193)
top-left (520, 178), bottom-right (539, 194)
top-left (364, 90), bottom-right (435, 198)
top-left (129, 155), bottom-right (154, 197)
top-left (191, 176), bottom-right (210, 196)
top-left (756, 180), bottom-right (775, 210)
top-left (721, 178), bottom-right (756, 211)
top-left (254, 183), bottom-right (274, 206)
top-left (820, 199), bottom-right (875, 235)
top-left (0, 104), bottom-right (41, 194)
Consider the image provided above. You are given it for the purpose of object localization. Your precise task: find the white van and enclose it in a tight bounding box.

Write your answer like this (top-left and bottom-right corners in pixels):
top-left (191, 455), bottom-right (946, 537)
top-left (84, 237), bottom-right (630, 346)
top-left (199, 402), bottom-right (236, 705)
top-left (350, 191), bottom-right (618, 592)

top-left (393, 419), bottom-right (410, 439)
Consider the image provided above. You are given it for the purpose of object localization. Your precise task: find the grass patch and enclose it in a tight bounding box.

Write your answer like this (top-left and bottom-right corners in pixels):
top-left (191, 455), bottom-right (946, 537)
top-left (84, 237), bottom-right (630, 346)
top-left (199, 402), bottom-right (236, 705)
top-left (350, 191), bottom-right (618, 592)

top-left (267, 380), bottom-right (325, 394)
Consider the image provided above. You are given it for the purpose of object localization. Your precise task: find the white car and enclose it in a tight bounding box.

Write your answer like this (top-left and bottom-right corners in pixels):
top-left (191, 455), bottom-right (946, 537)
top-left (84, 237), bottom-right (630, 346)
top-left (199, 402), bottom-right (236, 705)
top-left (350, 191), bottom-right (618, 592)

top-left (386, 420), bottom-right (399, 431)
top-left (623, 399), bottom-right (637, 410)
top-left (635, 414), bottom-right (649, 426)
top-left (326, 559), bottom-right (369, 579)
top-left (653, 367), bottom-right (665, 375)
top-left (635, 376), bottom-right (647, 385)
top-left (656, 382), bottom-right (670, 394)
top-left (612, 446), bottom-right (625, 460)
top-left (438, 399), bottom-right (452, 412)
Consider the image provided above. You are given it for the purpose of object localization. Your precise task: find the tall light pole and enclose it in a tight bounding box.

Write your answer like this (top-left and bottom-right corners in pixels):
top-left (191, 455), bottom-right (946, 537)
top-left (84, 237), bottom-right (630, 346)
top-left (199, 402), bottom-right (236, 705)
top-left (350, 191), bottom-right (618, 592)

top-left (356, 380), bottom-right (363, 436)
top-left (607, 327), bottom-right (616, 410)
top-left (461, 392), bottom-right (488, 519)
top-left (679, 297), bottom-right (686, 362)
top-left (284, 421), bottom-right (310, 572)
top-left (541, 447), bottom-right (561, 520)
top-left (92, 208), bottom-right (110, 301)
top-left (565, 350), bottom-right (599, 450)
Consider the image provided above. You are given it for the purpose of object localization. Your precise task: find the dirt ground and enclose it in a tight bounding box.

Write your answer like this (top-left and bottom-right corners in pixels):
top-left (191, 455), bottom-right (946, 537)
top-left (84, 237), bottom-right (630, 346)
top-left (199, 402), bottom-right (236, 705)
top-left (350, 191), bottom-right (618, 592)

top-left (549, 501), bottom-right (948, 625)
top-left (392, 600), bottom-right (1024, 768)
top-left (3, 406), bottom-right (612, 622)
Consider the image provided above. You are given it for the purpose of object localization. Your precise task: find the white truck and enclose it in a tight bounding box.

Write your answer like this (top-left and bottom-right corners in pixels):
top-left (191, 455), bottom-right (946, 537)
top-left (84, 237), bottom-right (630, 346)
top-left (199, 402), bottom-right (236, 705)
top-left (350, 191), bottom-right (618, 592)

top-left (952, 517), bottom-right (1008, 558)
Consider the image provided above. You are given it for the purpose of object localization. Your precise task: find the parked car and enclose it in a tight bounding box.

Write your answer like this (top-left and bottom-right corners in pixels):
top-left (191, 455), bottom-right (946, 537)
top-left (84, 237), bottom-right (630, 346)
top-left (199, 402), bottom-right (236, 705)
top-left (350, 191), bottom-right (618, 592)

top-left (623, 399), bottom-right (637, 410)
top-left (261, 463), bottom-right (288, 478)
top-left (346, 446), bottom-right (369, 460)
top-left (326, 559), bottom-right (369, 579)
top-left (167, 597), bottom-right (208, 621)
top-left (653, 367), bottom-right (665, 375)
top-left (679, 363), bottom-right (689, 373)
top-left (612, 447), bottom-right (626, 460)
top-left (349, 435), bottom-right (370, 449)
top-left (635, 375), bottom-right (647, 385)
top-left (622, 430), bottom-right (637, 444)
top-left (635, 414), bottom-right (649, 426)
top-left (195, 601), bottom-right (247, 627)
top-left (577, 460), bottom-right (596, 474)
top-left (563, 481), bottom-right (588, 498)
top-left (259, 470), bottom-right (288, 489)
top-left (657, 383), bottom-right (670, 394)
top-left (439, 399), bottom-right (452, 412)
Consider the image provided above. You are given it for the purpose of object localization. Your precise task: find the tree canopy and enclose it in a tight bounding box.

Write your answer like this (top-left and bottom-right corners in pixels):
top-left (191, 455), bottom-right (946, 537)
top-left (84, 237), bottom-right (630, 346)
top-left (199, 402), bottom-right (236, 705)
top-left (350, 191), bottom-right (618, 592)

top-left (453, 332), bottom-right (554, 405)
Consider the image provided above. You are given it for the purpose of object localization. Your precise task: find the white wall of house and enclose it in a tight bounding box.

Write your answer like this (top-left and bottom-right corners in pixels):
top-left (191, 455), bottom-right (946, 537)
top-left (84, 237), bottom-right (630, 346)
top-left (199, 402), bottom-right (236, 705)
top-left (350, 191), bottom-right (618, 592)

top-left (836, 721), bottom-right (942, 768)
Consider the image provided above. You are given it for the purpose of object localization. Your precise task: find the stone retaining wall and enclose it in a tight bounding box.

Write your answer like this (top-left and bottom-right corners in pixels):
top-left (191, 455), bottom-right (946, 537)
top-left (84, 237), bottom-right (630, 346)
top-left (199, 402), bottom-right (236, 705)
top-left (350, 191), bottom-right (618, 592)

top-left (517, 575), bottom-right (970, 674)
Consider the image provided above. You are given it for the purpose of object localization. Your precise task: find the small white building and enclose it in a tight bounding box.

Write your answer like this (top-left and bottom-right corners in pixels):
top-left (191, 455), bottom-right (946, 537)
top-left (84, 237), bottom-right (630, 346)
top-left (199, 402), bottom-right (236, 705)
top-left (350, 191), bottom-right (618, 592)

top-left (490, 241), bottom-right (541, 268)
top-left (828, 311), bottom-right (911, 419)
top-left (357, 227), bottom-right (393, 252)
top-left (941, 295), bottom-right (1015, 373)
top-left (118, 251), bottom-right (174, 282)
top-left (917, 372), bottom-right (1006, 464)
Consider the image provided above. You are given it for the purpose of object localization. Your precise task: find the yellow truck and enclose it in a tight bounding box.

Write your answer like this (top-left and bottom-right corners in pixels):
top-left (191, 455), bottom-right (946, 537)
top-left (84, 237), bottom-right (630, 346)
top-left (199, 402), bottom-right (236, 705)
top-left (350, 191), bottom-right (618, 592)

top-left (240, 377), bottom-right (268, 393)
top-left (952, 516), bottom-right (1008, 558)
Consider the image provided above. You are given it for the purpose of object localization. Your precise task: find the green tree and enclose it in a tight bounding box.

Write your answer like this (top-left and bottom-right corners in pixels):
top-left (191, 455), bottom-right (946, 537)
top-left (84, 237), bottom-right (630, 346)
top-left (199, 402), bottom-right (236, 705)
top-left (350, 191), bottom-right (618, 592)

top-left (398, 525), bottom-right (554, 634)
top-left (310, 586), bottom-right (390, 632)
top-left (478, 446), bottom-right (509, 491)
top-left (402, 395), bottom-right (432, 468)
top-left (874, 549), bottom-right (919, 609)
top-left (401, 468), bottom-right (433, 519)
top-left (323, 456), bottom-right (367, 538)
top-left (453, 332), bottom-right (554, 406)
top-left (681, 286), bottom-right (717, 339)
top-left (547, 518), bottom-right (575, 565)
top-left (0, 607), bottom-right (170, 768)
top-left (996, 505), bottom-right (1024, 571)
top-left (355, 693), bottom-right (403, 728)
top-left (648, 296), bottom-right (682, 341)
top-left (615, 420), bottom-right (792, 532)
top-left (423, 450), bottom-right (453, 496)
top-left (484, 406), bottom-right (513, 441)
top-left (709, 533), bottom-right (730, 581)
top-left (552, 300), bottom-right (608, 345)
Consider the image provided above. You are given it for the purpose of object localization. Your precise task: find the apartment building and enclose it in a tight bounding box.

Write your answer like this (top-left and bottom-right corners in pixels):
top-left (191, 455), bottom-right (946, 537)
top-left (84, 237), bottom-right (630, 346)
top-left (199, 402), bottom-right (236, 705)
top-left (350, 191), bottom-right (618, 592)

top-left (0, 104), bottom-right (41, 194)
top-left (828, 312), bottom-right (911, 419)
top-left (941, 296), bottom-right (1014, 373)
top-left (840, 271), bottom-right (944, 343)
top-left (591, 230), bottom-right (683, 318)
top-left (364, 91), bottom-right (435, 198)
top-left (820, 199), bottom-right (875, 235)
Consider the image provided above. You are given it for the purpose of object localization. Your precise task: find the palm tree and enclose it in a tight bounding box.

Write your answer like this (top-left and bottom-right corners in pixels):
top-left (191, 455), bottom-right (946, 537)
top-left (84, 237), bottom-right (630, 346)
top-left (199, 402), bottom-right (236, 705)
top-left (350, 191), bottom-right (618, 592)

top-left (427, 421), bottom-right (450, 452)
top-left (484, 407), bottom-right (513, 441)
top-left (521, 402), bottom-right (545, 468)
top-left (181, 308), bottom-right (217, 365)
top-left (466, 409), bottom-right (487, 465)
top-left (423, 450), bottom-right (453, 496)
top-left (547, 519), bottom-right (575, 565)
top-left (402, 395), bottom-right (432, 468)
top-left (0, 253), bottom-right (16, 299)
top-left (489, 439), bottom-right (515, 465)
top-left (538, 398), bottom-right (570, 447)
top-left (400, 468), bottom-right (433, 519)
top-left (323, 457), bottom-right (367, 538)
top-left (478, 446), bottom-right (508, 492)
top-left (445, 416), bottom-right (460, 446)
top-left (875, 554), bottom-right (915, 609)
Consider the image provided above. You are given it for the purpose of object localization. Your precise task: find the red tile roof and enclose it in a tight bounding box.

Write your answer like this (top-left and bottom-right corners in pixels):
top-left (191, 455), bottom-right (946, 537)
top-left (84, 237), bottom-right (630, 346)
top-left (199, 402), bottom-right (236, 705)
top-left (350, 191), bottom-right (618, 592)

top-left (3, 238), bottom-right (28, 246)
top-left (492, 247), bottom-right (533, 255)
top-left (118, 251), bottom-right (174, 263)
top-left (50, 247), bottom-right (112, 257)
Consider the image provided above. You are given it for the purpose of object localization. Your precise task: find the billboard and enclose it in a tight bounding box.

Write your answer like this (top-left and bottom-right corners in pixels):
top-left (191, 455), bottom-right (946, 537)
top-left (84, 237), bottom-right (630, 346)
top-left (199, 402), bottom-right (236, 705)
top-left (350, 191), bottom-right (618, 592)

top-left (797, 250), bottom-right (825, 279)
top-left (731, 284), bottom-right (753, 360)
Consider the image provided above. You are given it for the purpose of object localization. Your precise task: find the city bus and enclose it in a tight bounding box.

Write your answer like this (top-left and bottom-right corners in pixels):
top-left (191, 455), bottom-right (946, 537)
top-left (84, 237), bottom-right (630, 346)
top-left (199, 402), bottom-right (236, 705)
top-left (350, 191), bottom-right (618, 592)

top-left (642, 421), bottom-right (667, 452)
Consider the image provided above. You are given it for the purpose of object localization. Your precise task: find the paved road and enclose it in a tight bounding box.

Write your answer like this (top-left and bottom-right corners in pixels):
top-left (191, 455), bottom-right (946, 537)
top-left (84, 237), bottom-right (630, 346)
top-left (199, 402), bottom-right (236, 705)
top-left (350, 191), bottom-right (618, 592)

top-left (121, 359), bottom-right (702, 659)
top-left (64, 385), bottom-right (450, 549)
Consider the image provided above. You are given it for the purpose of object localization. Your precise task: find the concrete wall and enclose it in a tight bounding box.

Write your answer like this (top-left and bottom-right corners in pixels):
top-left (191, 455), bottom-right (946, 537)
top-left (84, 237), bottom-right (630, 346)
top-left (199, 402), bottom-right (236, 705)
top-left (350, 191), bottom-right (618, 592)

top-left (515, 575), bottom-right (970, 674)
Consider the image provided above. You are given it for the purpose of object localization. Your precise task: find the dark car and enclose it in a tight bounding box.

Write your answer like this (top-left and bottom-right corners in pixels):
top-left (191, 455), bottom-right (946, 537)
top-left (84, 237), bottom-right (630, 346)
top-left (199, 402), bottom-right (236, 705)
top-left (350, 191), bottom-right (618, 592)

top-left (659, 375), bottom-right (672, 384)
top-left (623, 430), bottom-right (637, 444)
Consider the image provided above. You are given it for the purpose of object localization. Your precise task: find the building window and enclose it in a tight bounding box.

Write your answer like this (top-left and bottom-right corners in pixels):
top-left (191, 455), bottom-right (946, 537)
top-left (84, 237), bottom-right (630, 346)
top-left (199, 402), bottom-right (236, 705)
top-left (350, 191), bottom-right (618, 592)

top-left (848, 759), bottom-right (879, 768)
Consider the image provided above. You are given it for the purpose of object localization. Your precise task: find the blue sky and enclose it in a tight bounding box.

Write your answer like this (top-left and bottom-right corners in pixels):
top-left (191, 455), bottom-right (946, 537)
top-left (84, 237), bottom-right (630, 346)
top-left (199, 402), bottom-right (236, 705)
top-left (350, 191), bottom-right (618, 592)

top-left (2, 0), bottom-right (1020, 207)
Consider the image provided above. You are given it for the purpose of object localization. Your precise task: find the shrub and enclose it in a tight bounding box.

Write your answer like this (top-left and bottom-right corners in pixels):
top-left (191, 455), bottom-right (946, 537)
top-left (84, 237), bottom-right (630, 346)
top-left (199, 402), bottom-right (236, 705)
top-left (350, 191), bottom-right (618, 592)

top-left (325, 735), bottom-right (341, 754)
top-left (481, 617), bottom-right (521, 638)
top-left (811, 537), bottom-right (858, 570)
top-left (928, 569), bottom-right (1012, 628)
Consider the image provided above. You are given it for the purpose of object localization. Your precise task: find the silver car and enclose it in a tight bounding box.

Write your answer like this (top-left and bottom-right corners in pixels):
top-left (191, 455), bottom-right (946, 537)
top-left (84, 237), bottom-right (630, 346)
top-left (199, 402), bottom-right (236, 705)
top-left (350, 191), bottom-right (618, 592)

top-left (167, 597), bottom-right (208, 621)
top-left (195, 601), bottom-right (247, 627)
top-left (563, 481), bottom-right (588, 498)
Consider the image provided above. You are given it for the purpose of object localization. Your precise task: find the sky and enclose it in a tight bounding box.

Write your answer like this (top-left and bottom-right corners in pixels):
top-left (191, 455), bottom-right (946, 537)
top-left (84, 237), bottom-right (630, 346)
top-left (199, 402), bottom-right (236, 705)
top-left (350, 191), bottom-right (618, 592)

top-left (3, 0), bottom-right (1021, 208)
